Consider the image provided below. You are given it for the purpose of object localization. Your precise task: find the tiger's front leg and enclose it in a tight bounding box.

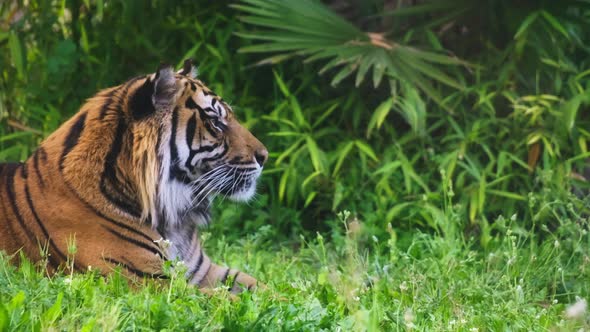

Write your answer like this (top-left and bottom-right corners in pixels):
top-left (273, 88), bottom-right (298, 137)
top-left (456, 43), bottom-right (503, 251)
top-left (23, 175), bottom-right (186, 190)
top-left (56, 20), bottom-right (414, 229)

top-left (197, 261), bottom-right (260, 293)
top-left (165, 228), bottom-right (260, 293)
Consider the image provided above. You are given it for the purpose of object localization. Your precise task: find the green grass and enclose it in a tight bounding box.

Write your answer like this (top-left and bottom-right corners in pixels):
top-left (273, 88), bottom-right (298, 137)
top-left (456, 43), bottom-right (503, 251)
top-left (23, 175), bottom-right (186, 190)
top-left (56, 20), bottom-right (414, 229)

top-left (1, 207), bottom-right (588, 331)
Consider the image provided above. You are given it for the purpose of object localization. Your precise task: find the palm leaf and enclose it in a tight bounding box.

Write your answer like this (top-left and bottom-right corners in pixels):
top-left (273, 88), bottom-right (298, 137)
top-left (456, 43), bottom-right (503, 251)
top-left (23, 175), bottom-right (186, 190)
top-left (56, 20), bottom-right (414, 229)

top-left (233, 0), bottom-right (466, 107)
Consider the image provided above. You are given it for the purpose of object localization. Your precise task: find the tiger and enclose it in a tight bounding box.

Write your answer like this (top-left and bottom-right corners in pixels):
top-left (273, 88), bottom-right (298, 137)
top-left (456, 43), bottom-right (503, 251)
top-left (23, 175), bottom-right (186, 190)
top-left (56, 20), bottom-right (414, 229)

top-left (0, 59), bottom-right (268, 292)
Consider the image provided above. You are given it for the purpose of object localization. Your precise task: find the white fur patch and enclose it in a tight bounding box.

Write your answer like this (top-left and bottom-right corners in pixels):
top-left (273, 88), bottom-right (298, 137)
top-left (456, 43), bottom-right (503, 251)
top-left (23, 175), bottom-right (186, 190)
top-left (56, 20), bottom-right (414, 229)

top-left (228, 168), bottom-right (262, 202)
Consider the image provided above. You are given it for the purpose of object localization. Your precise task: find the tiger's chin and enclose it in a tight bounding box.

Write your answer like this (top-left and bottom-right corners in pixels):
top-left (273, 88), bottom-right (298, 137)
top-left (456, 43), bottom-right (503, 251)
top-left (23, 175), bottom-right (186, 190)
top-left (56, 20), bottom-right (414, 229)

top-left (224, 169), bottom-right (262, 202)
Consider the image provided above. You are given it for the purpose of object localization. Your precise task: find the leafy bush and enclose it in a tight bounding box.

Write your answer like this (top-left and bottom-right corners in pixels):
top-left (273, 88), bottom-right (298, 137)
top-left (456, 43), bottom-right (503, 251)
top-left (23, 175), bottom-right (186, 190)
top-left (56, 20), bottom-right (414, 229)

top-left (232, 0), bottom-right (590, 239)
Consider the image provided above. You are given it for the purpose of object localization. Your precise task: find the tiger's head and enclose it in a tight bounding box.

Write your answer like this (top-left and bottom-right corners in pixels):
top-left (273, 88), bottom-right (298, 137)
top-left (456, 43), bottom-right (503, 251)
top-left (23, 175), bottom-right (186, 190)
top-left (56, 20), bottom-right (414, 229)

top-left (127, 60), bottom-right (267, 228)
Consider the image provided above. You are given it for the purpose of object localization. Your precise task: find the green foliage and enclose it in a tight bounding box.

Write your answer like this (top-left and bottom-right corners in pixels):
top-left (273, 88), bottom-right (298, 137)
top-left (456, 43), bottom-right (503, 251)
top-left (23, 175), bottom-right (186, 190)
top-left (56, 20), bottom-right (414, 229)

top-left (231, 0), bottom-right (590, 236)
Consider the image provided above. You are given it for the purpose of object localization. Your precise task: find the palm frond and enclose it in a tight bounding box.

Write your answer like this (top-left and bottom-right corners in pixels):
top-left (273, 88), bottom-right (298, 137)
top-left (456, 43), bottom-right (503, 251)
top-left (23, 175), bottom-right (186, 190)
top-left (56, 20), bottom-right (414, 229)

top-left (233, 0), bottom-right (467, 107)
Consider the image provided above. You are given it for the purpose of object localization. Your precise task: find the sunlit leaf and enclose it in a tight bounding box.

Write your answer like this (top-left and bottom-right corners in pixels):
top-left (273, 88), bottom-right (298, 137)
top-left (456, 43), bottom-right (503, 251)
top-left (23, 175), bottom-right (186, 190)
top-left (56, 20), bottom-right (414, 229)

top-left (367, 98), bottom-right (394, 138)
top-left (355, 140), bottom-right (379, 162)
top-left (306, 136), bottom-right (326, 173)
top-left (540, 10), bottom-right (570, 40)
top-left (514, 11), bottom-right (539, 39)
top-left (332, 141), bottom-right (355, 177)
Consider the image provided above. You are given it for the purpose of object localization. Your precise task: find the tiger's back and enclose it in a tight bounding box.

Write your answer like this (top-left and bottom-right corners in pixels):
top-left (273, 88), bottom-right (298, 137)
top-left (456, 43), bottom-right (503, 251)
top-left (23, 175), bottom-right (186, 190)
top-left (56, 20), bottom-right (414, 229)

top-left (0, 121), bottom-right (164, 274)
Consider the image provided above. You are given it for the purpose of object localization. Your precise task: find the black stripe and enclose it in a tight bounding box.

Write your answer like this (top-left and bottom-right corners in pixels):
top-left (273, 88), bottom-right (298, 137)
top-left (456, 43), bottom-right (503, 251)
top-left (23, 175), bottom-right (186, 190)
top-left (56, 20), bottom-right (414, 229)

top-left (130, 76), bottom-right (155, 121)
top-left (188, 247), bottom-right (204, 279)
top-left (102, 216), bottom-right (158, 245)
top-left (185, 97), bottom-right (198, 109)
top-left (194, 143), bottom-right (219, 154)
top-left (186, 113), bottom-right (197, 149)
top-left (200, 140), bottom-right (229, 164)
top-left (202, 121), bottom-right (217, 138)
top-left (210, 99), bottom-right (221, 117)
top-left (32, 148), bottom-right (46, 187)
top-left (231, 271), bottom-right (241, 289)
top-left (156, 212), bottom-right (167, 236)
top-left (21, 162), bottom-right (28, 179)
top-left (98, 89), bottom-right (117, 119)
top-left (170, 165), bottom-right (192, 184)
top-left (4, 164), bottom-right (37, 244)
top-left (100, 76), bottom-right (144, 119)
top-left (221, 267), bottom-right (230, 284)
top-left (100, 224), bottom-right (163, 257)
top-left (104, 257), bottom-right (165, 278)
top-left (184, 114), bottom-right (198, 171)
top-left (168, 107), bottom-right (181, 182)
top-left (194, 103), bottom-right (217, 119)
top-left (202, 89), bottom-right (217, 97)
top-left (60, 112), bottom-right (87, 171)
top-left (24, 183), bottom-right (66, 268)
top-left (180, 59), bottom-right (193, 76)
top-left (170, 106), bottom-right (179, 164)
top-left (193, 104), bottom-right (221, 137)
top-left (100, 118), bottom-right (141, 217)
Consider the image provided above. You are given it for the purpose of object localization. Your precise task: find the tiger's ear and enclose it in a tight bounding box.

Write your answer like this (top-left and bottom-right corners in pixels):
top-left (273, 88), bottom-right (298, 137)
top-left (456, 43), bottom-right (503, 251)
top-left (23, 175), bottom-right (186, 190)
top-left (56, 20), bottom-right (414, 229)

top-left (177, 59), bottom-right (197, 78)
top-left (130, 64), bottom-right (180, 120)
top-left (152, 64), bottom-right (179, 109)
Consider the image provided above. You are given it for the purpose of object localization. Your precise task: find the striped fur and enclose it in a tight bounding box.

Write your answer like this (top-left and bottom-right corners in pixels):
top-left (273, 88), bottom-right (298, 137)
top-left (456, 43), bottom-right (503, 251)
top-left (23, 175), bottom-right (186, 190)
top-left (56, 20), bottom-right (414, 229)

top-left (0, 60), bottom-right (267, 292)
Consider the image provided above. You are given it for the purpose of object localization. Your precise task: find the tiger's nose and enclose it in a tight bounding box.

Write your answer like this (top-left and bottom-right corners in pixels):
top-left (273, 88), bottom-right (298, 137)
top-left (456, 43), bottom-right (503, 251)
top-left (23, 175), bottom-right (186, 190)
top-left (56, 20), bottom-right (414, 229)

top-left (255, 148), bottom-right (268, 167)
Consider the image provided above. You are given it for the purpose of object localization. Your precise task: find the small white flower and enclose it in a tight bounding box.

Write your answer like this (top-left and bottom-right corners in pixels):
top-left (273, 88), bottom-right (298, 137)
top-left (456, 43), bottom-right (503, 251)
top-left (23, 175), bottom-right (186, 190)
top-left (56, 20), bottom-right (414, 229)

top-left (64, 277), bottom-right (72, 284)
top-left (154, 238), bottom-right (171, 244)
top-left (565, 298), bottom-right (587, 319)
top-left (154, 238), bottom-right (172, 249)
top-left (553, 299), bottom-right (559, 305)
top-left (515, 285), bottom-right (524, 302)
top-left (400, 281), bottom-right (409, 292)
top-left (554, 240), bottom-right (560, 248)
top-left (372, 235), bottom-right (378, 243)
top-left (449, 319), bottom-right (456, 326)
top-left (87, 265), bottom-right (92, 271)
top-left (510, 213), bottom-right (517, 221)
top-left (404, 309), bottom-right (415, 326)
top-left (470, 328), bottom-right (479, 332)
top-left (507, 257), bottom-right (516, 266)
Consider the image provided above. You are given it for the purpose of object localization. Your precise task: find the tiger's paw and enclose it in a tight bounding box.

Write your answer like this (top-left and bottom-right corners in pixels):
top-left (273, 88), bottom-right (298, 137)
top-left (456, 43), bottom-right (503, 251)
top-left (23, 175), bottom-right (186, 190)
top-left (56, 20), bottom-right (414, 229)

top-left (228, 271), bottom-right (266, 293)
